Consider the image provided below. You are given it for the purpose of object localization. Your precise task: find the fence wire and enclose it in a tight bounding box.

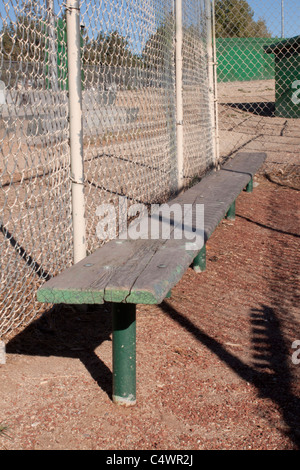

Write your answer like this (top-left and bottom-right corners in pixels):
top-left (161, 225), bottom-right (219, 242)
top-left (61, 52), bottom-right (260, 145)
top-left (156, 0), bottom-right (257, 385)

top-left (0, 0), bottom-right (214, 339)
top-left (80, 0), bottom-right (214, 255)
top-left (215, 0), bottom-right (300, 189)
top-left (182, 0), bottom-right (215, 181)
top-left (0, 1), bottom-right (72, 338)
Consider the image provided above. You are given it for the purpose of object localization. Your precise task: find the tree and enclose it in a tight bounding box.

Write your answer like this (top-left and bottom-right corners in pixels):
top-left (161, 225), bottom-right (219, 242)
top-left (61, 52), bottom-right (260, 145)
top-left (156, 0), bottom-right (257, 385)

top-left (0, 2), bottom-right (47, 62)
top-left (142, 13), bottom-right (174, 71)
top-left (215, 0), bottom-right (271, 38)
top-left (83, 31), bottom-right (141, 67)
top-left (142, 16), bottom-right (206, 73)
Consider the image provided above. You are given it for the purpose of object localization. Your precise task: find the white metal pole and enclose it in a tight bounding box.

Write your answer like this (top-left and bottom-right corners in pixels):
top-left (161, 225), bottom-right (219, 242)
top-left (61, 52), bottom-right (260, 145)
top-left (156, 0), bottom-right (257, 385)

top-left (211, 0), bottom-right (220, 166)
top-left (66, 0), bottom-right (86, 263)
top-left (175, 0), bottom-right (184, 191)
top-left (46, 0), bottom-right (58, 91)
top-left (205, 0), bottom-right (217, 167)
top-left (0, 340), bottom-right (6, 364)
top-left (281, 0), bottom-right (284, 38)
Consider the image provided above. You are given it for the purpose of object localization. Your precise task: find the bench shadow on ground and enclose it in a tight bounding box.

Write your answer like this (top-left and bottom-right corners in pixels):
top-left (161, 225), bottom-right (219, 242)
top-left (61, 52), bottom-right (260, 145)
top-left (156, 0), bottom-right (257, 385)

top-left (160, 187), bottom-right (300, 449)
top-left (7, 295), bottom-right (299, 448)
top-left (6, 303), bottom-right (114, 400)
top-left (160, 300), bottom-right (300, 449)
top-left (222, 101), bottom-right (275, 117)
top-left (5, 179), bottom-right (299, 448)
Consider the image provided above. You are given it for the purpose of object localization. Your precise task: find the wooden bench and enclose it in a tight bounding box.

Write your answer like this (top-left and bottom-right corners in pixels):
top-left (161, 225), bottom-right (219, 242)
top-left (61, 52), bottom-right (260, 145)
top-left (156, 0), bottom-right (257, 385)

top-left (37, 151), bottom-right (266, 406)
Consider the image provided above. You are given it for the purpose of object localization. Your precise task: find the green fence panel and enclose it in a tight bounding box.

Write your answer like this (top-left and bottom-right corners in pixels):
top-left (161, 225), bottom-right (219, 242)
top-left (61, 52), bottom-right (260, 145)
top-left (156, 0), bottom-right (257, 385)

top-left (216, 37), bottom-right (281, 82)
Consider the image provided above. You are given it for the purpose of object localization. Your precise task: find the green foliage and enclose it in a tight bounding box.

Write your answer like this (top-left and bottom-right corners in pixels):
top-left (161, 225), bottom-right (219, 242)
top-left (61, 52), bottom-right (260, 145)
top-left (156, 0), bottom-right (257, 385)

top-left (1, 15), bottom-right (141, 69)
top-left (215, 0), bottom-right (271, 38)
top-left (0, 2), bottom-right (47, 62)
top-left (1, 19), bottom-right (46, 62)
top-left (142, 13), bottom-right (175, 70)
top-left (0, 0), bottom-right (271, 70)
top-left (83, 30), bottom-right (141, 67)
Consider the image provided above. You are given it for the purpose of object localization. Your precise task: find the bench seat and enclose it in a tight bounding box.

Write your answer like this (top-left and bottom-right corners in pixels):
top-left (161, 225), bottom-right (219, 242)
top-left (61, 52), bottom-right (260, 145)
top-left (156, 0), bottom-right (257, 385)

top-left (36, 151), bottom-right (266, 406)
top-left (37, 152), bottom-right (266, 306)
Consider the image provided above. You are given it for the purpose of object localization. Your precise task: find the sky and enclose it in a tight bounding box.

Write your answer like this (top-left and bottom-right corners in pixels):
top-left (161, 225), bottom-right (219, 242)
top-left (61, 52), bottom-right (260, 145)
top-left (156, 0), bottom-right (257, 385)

top-left (0, 0), bottom-right (299, 43)
top-left (247, 0), bottom-right (300, 38)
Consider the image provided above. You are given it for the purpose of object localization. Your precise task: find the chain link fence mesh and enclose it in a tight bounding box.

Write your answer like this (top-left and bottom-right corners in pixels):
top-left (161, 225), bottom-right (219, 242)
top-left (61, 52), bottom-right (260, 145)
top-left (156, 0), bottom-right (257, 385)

top-left (215, 0), bottom-right (300, 191)
top-left (3, 0), bottom-right (299, 341)
top-left (80, 0), bottom-right (214, 255)
top-left (182, 0), bottom-right (215, 181)
top-left (81, 0), bottom-right (178, 256)
top-left (0, 1), bottom-right (72, 338)
top-left (0, 1), bottom-right (214, 339)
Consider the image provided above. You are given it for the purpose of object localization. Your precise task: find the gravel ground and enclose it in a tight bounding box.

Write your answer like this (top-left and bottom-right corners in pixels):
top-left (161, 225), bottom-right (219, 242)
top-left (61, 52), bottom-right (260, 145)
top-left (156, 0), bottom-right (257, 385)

top-left (1, 79), bottom-right (299, 451)
top-left (0, 168), bottom-right (299, 450)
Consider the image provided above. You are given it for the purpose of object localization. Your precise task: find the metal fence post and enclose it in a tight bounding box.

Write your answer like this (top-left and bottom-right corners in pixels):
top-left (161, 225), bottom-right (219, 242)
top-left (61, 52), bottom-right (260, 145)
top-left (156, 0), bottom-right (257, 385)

top-left (211, 0), bottom-right (220, 167)
top-left (66, 0), bottom-right (86, 263)
top-left (46, 0), bottom-right (58, 91)
top-left (205, 0), bottom-right (218, 167)
top-left (175, 0), bottom-right (184, 191)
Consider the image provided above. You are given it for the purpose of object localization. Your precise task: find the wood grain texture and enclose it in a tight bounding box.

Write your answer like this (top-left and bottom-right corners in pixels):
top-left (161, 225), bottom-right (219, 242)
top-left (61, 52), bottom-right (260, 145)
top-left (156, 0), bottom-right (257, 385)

top-left (37, 152), bottom-right (266, 305)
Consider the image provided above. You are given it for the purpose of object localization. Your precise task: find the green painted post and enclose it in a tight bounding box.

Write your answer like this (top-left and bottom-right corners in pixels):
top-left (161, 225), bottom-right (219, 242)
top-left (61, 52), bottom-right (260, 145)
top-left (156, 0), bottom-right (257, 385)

top-left (193, 244), bottom-right (206, 272)
top-left (226, 200), bottom-right (236, 221)
top-left (246, 178), bottom-right (253, 193)
top-left (112, 303), bottom-right (136, 406)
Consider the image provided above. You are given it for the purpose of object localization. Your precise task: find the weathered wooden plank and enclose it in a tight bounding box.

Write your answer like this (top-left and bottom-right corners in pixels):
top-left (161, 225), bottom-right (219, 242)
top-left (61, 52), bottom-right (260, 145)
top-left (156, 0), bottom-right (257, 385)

top-left (123, 193), bottom-right (206, 303)
top-left (222, 152), bottom-right (266, 176)
top-left (125, 241), bottom-right (195, 304)
top-left (103, 239), bottom-right (161, 303)
top-left (37, 239), bottom-right (150, 304)
top-left (37, 152), bottom-right (266, 306)
top-left (113, 152), bottom-right (266, 302)
top-left (105, 190), bottom-right (202, 303)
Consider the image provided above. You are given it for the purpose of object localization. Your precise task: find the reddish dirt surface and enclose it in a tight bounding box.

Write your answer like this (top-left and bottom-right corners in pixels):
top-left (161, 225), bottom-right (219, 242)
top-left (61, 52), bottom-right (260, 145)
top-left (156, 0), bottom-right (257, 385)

top-left (0, 170), bottom-right (299, 450)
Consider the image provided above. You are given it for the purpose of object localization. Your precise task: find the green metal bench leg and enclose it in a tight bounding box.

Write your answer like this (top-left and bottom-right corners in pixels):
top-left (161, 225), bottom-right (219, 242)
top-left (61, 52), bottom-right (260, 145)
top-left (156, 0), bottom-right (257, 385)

top-left (226, 200), bottom-right (236, 221)
top-left (112, 303), bottom-right (136, 406)
top-left (246, 177), bottom-right (253, 193)
top-left (193, 244), bottom-right (206, 273)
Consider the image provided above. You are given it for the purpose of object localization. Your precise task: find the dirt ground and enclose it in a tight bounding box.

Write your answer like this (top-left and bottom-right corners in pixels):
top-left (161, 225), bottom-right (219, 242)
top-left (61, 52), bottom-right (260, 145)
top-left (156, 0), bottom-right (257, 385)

top-left (0, 167), bottom-right (299, 450)
top-left (0, 78), bottom-right (299, 451)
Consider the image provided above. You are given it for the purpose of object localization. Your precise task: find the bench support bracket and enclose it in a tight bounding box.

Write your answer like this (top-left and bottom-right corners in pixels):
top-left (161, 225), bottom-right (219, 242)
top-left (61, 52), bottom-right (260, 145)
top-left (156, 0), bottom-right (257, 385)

top-left (246, 177), bottom-right (253, 193)
top-left (193, 245), bottom-right (206, 272)
top-left (112, 303), bottom-right (136, 406)
top-left (226, 200), bottom-right (236, 221)
top-left (166, 290), bottom-right (172, 298)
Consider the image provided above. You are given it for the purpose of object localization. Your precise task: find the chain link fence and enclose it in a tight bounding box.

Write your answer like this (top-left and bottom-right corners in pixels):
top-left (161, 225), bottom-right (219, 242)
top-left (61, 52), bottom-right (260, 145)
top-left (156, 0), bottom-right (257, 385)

top-left (0, 0), bottom-right (214, 339)
top-left (215, 0), bottom-right (300, 190)
top-left (0, 0), bottom-right (300, 337)
top-left (3, 0), bottom-right (299, 341)
top-left (0, 1), bottom-right (72, 338)
top-left (80, 0), bottom-right (215, 255)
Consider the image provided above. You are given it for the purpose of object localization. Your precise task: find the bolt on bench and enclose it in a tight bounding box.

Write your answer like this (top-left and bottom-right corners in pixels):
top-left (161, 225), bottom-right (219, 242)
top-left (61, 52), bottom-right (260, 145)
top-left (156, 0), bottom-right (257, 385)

top-left (37, 151), bottom-right (266, 406)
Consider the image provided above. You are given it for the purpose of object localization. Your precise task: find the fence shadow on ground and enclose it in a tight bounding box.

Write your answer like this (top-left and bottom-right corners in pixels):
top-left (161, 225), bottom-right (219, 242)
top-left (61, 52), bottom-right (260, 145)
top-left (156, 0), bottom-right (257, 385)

top-left (5, 274), bottom-right (300, 448)
top-left (5, 179), bottom-right (299, 448)
top-left (250, 304), bottom-right (300, 436)
top-left (160, 300), bottom-right (300, 449)
top-left (160, 182), bottom-right (300, 448)
top-left (7, 294), bottom-right (299, 447)
top-left (223, 102), bottom-right (275, 117)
